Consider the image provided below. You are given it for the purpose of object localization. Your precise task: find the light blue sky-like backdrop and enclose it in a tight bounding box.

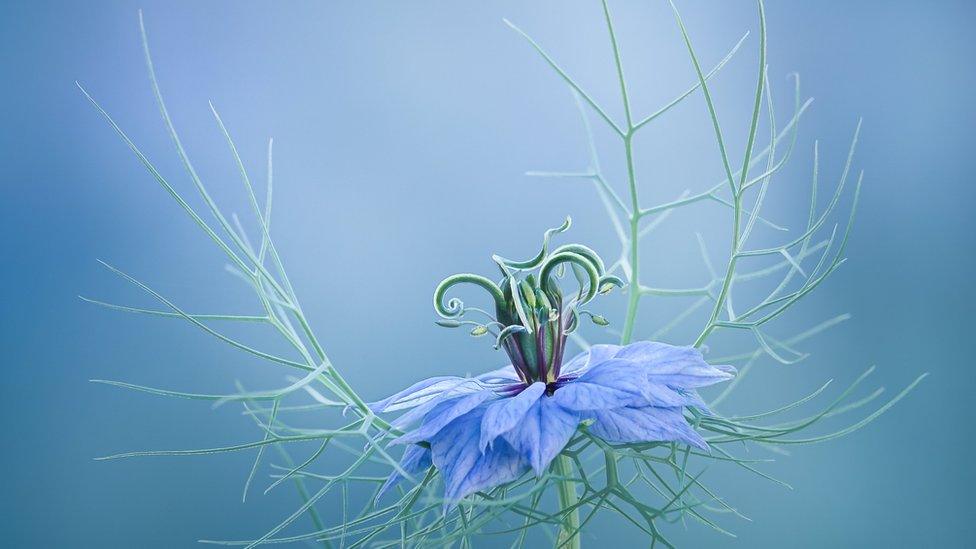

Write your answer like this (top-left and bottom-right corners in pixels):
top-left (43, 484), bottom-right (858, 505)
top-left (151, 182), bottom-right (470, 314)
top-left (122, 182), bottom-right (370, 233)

top-left (2, 1), bottom-right (973, 547)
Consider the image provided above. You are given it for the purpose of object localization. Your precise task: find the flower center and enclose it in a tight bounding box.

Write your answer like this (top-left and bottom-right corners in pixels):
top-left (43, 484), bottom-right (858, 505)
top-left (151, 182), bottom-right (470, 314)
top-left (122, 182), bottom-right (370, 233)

top-left (431, 217), bottom-right (624, 384)
top-left (501, 375), bottom-right (577, 398)
top-left (497, 290), bottom-right (570, 384)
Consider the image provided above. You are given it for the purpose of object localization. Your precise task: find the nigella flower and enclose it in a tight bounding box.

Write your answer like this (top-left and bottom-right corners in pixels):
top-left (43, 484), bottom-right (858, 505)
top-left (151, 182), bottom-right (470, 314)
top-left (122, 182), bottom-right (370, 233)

top-left (372, 220), bottom-right (734, 504)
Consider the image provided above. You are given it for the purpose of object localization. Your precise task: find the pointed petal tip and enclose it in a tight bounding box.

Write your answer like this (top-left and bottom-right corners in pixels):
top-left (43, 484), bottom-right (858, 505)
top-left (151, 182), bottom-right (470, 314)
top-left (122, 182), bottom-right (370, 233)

top-left (716, 363), bottom-right (737, 377)
top-left (479, 381), bottom-right (545, 452)
top-left (688, 434), bottom-right (710, 451)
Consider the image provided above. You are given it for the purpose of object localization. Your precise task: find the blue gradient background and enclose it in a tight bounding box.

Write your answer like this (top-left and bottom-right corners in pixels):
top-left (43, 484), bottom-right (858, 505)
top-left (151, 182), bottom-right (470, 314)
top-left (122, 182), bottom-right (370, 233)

top-left (2, 1), bottom-right (972, 547)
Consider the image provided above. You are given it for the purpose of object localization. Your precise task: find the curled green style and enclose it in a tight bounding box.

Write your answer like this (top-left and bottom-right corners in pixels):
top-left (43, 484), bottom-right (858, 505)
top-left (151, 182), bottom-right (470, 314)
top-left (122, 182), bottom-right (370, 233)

top-left (431, 217), bottom-right (623, 385)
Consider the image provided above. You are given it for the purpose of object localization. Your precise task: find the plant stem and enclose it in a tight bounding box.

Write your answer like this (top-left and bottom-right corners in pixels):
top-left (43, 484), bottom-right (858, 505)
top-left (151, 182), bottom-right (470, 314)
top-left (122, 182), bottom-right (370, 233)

top-left (620, 133), bottom-right (641, 345)
top-left (695, 190), bottom-right (741, 347)
top-left (554, 454), bottom-right (581, 549)
top-left (601, 0), bottom-right (641, 346)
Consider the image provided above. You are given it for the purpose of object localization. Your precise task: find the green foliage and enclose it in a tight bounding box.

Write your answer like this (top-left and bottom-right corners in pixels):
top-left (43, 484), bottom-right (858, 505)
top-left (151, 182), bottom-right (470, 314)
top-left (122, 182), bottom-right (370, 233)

top-left (84, 2), bottom-right (924, 547)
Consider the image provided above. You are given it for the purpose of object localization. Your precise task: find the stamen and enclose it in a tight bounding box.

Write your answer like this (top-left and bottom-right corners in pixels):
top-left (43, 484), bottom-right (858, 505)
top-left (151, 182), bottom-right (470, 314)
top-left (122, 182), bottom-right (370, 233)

top-left (433, 217), bottom-right (622, 385)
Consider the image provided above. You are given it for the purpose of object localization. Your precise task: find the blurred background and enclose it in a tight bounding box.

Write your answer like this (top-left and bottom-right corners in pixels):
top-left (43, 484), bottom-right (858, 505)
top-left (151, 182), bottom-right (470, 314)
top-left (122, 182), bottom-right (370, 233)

top-left (1, 0), bottom-right (972, 546)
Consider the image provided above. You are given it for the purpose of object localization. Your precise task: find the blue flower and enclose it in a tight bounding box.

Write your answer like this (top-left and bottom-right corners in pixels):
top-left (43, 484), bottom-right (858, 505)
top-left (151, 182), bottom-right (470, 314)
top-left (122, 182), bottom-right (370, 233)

top-left (374, 227), bottom-right (734, 503)
top-left (374, 341), bottom-right (734, 504)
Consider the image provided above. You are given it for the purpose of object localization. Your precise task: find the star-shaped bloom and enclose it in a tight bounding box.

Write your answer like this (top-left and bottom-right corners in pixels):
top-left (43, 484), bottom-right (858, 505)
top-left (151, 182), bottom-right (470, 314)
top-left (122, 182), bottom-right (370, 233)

top-left (375, 227), bottom-right (735, 503)
top-left (374, 341), bottom-right (733, 503)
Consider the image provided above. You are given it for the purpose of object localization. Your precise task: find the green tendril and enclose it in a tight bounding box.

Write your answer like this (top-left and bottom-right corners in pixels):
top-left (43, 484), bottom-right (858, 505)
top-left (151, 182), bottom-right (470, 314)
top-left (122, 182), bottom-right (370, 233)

top-left (539, 251), bottom-right (601, 305)
top-left (433, 274), bottom-right (506, 318)
top-left (433, 219), bottom-right (614, 394)
top-left (493, 216), bottom-right (572, 270)
top-left (549, 243), bottom-right (607, 276)
top-left (563, 310), bottom-right (580, 335)
top-left (495, 324), bottom-right (528, 350)
top-left (598, 274), bottom-right (625, 294)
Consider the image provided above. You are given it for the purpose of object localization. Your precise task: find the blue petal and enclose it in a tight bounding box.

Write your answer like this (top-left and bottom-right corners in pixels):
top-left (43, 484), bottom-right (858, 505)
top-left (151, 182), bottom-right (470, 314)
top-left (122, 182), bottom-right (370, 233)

top-left (560, 344), bottom-right (621, 376)
top-left (614, 342), bottom-right (734, 388)
top-left (370, 376), bottom-right (489, 413)
top-left (503, 396), bottom-right (579, 476)
top-left (560, 352), bottom-right (587, 375)
top-left (480, 382), bottom-right (546, 451)
top-left (643, 383), bottom-right (708, 409)
top-left (378, 443), bottom-right (432, 498)
top-left (386, 395), bottom-right (446, 431)
top-left (585, 405), bottom-right (707, 450)
top-left (552, 359), bottom-right (648, 411)
top-left (392, 389), bottom-right (496, 445)
top-left (429, 404), bottom-right (529, 504)
top-left (477, 365), bottom-right (522, 385)
top-left (586, 344), bottom-right (623, 367)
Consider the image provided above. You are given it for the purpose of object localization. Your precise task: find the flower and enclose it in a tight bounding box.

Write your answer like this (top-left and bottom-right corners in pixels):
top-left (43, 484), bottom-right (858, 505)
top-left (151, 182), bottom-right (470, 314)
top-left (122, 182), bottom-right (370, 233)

top-left (373, 223), bottom-right (733, 504)
top-left (374, 341), bottom-right (734, 504)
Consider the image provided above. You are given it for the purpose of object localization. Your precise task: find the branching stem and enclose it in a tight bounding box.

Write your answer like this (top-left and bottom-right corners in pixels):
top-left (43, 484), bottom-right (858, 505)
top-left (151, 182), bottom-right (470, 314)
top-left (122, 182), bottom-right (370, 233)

top-left (554, 454), bottom-right (581, 549)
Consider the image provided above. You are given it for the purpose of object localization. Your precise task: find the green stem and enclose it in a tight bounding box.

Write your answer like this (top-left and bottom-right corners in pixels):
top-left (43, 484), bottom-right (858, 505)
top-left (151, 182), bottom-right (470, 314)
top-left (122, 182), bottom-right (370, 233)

top-left (695, 191), bottom-right (741, 347)
top-left (554, 454), bottom-right (581, 549)
top-left (601, 0), bottom-right (643, 345)
top-left (620, 133), bottom-right (641, 345)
